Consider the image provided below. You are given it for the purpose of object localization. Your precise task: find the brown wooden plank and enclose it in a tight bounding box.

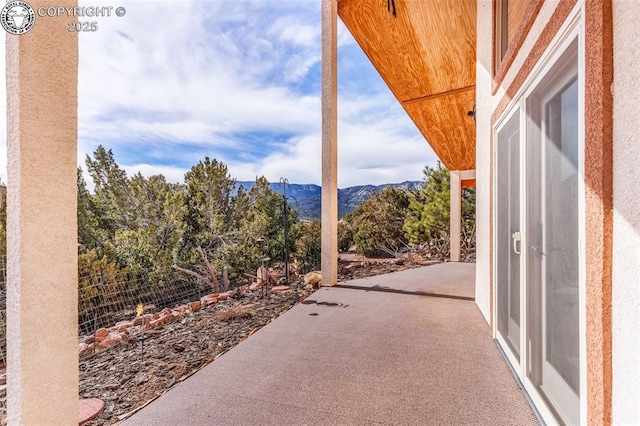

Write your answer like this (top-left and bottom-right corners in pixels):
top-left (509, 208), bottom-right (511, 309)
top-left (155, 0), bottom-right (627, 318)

top-left (508, 0), bottom-right (530, 45)
top-left (403, 90), bottom-right (476, 171)
top-left (338, 0), bottom-right (477, 170)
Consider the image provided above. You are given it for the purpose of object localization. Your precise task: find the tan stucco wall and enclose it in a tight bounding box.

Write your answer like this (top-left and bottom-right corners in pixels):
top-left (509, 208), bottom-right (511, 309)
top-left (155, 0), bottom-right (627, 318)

top-left (612, 1), bottom-right (640, 423)
top-left (6, 2), bottom-right (79, 423)
top-left (584, 1), bottom-right (614, 422)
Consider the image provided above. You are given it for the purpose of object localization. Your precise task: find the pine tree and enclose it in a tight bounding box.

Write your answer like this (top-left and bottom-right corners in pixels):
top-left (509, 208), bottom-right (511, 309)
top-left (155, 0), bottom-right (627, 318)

top-left (403, 162), bottom-right (476, 257)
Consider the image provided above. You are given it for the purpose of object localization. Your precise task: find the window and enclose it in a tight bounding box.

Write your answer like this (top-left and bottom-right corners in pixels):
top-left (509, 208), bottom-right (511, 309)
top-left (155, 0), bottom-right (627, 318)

top-left (496, 0), bottom-right (531, 67)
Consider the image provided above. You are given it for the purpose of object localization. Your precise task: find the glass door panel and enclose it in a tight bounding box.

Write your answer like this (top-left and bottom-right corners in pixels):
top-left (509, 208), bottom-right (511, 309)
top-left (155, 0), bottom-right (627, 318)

top-left (496, 111), bottom-right (521, 360)
top-left (541, 77), bottom-right (580, 425)
top-left (526, 42), bottom-right (580, 425)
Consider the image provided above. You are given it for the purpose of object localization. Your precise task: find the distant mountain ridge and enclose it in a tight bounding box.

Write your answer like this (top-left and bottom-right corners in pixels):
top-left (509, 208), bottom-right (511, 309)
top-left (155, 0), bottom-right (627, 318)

top-left (236, 180), bottom-right (421, 219)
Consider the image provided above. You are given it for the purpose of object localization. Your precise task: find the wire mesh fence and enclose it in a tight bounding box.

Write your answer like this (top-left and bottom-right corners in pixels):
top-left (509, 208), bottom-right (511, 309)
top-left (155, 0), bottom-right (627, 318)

top-left (0, 256), bottom-right (5, 366)
top-left (0, 251), bottom-right (321, 366)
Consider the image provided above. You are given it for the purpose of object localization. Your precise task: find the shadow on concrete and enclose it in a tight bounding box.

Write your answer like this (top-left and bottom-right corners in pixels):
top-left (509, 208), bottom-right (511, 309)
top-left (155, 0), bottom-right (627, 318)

top-left (124, 263), bottom-right (538, 426)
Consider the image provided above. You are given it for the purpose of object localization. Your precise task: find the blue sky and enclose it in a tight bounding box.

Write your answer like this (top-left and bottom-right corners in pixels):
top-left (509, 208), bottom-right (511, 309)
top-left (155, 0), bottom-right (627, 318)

top-left (0, 0), bottom-right (438, 188)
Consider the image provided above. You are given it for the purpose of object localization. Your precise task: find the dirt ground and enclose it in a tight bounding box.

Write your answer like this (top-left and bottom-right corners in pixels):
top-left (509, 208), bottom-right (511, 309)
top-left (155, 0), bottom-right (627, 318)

top-left (0, 253), bottom-right (437, 425)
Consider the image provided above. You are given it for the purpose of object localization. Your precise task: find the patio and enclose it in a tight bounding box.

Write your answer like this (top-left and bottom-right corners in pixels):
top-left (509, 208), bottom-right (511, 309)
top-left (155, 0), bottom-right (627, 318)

top-left (124, 263), bottom-right (538, 425)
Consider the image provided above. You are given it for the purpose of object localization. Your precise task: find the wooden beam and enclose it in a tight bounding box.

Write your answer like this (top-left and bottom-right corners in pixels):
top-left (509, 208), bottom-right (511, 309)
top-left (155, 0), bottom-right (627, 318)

top-left (402, 84), bottom-right (476, 106)
top-left (321, 0), bottom-right (338, 286)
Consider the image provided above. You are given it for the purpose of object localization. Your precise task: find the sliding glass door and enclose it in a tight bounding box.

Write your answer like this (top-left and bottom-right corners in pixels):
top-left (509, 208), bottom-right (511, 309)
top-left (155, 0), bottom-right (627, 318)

top-left (495, 38), bottom-right (581, 425)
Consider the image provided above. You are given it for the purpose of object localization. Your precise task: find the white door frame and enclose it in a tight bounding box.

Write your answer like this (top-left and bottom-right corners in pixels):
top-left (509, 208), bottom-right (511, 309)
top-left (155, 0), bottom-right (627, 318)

top-left (491, 3), bottom-right (587, 424)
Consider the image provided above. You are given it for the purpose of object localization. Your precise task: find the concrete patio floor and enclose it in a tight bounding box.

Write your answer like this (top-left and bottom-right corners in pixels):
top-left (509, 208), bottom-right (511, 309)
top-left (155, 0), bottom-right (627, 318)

top-left (123, 263), bottom-right (538, 425)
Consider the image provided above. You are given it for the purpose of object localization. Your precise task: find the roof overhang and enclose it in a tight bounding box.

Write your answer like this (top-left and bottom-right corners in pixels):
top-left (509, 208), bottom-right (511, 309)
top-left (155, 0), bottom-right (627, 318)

top-left (338, 0), bottom-right (477, 171)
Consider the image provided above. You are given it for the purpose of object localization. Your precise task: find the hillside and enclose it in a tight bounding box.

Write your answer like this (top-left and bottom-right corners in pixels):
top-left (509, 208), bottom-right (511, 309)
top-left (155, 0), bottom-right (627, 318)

top-left (236, 181), bottom-right (421, 219)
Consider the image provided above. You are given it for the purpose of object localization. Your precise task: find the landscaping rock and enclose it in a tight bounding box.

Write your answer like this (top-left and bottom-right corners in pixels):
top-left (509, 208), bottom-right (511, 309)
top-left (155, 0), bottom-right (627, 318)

top-left (75, 287), bottom-right (312, 425)
top-left (304, 271), bottom-right (322, 288)
top-left (271, 285), bottom-right (291, 292)
top-left (98, 335), bottom-right (122, 349)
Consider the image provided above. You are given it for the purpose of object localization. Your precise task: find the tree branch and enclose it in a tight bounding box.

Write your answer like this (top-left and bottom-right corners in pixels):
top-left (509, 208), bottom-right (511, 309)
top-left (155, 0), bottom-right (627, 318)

top-left (196, 245), bottom-right (220, 293)
top-left (172, 264), bottom-right (210, 284)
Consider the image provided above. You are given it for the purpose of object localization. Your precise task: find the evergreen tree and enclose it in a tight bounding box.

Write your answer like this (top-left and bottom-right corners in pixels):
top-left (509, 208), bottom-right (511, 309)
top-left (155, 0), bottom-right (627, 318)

top-left (403, 162), bottom-right (475, 257)
top-left (345, 186), bottom-right (409, 257)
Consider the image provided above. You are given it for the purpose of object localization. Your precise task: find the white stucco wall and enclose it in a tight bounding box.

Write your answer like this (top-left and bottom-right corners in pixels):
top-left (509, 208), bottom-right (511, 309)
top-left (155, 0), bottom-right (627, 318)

top-left (612, 1), bottom-right (640, 423)
top-left (474, 0), bottom-right (493, 324)
top-left (475, 0), bottom-right (562, 326)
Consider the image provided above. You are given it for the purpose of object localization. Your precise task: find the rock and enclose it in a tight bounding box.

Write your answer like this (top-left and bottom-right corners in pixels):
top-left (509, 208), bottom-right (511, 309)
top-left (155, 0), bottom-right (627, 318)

top-left (343, 262), bottom-right (362, 271)
top-left (95, 328), bottom-right (109, 339)
top-left (189, 301), bottom-right (202, 312)
top-left (79, 343), bottom-right (94, 358)
top-left (110, 323), bottom-right (129, 333)
top-left (162, 311), bottom-right (176, 322)
top-left (128, 325), bottom-right (143, 336)
top-left (217, 293), bottom-right (229, 301)
top-left (132, 317), bottom-right (143, 326)
top-left (98, 334), bottom-right (123, 349)
top-left (271, 285), bottom-right (291, 292)
top-left (148, 318), bottom-right (165, 329)
top-left (304, 271), bottom-right (322, 288)
top-left (201, 294), bottom-right (218, 306)
top-left (133, 372), bottom-right (148, 386)
top-left (143, 313), bottom-right (155, 324)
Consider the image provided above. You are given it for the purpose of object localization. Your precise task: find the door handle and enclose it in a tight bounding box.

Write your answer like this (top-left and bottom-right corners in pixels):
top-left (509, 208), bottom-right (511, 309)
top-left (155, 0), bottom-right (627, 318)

top-left (512, 231), bottom-right (522, 255)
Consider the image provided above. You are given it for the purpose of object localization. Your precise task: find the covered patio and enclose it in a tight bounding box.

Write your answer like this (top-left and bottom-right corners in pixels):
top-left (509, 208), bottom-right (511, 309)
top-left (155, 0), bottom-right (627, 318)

top-left (123, 263), bottom-right (537, 425)
top-left (321, 0), bottom-right (478, 284)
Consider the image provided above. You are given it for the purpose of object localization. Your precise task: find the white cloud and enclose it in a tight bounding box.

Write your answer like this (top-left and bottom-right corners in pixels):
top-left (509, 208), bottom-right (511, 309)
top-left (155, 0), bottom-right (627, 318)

top-left (0, 0), bottom-right (437, 190)
top-left (77, 1), bottom-right (323, 155)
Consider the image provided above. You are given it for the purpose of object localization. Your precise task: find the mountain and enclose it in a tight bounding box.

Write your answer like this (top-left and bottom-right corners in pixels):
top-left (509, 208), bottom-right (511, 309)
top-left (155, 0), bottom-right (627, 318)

top-left (236, 180), bottom-right (421, 220)
top-left (337, 181), bottom-right (421, 218)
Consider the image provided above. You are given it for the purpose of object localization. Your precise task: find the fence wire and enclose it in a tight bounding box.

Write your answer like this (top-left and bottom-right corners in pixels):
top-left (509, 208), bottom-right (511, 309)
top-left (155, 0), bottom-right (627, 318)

top-left (0, 252), bottom-right (321, 365)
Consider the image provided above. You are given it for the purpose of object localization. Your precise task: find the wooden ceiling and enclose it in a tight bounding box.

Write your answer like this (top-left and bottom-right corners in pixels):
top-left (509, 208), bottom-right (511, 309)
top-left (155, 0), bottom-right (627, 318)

top-left (338, 0), bottom-right (477, 171)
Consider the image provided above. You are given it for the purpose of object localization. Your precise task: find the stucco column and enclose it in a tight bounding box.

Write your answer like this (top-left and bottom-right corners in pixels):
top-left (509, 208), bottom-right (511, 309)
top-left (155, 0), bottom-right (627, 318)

top-left (6, 2), bottom-right (79, 423)
top-left (450, 170), bottom-right (461, 262)
top-left (321, 0), bottom-right (338, 286)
